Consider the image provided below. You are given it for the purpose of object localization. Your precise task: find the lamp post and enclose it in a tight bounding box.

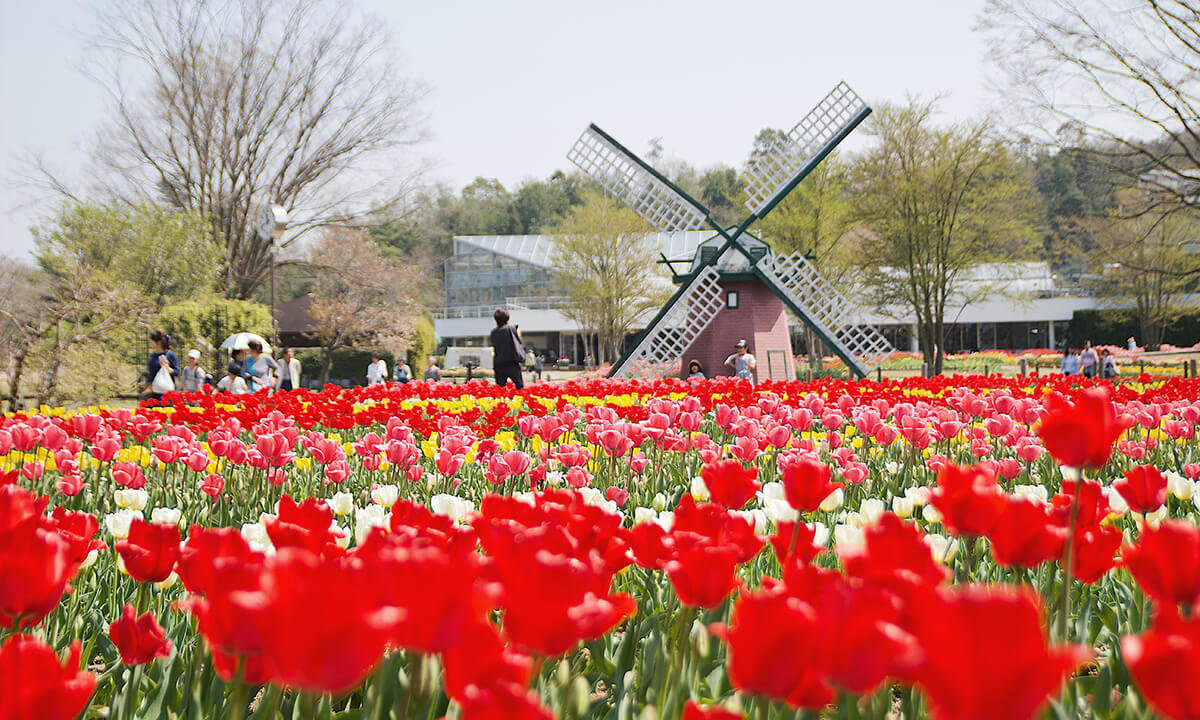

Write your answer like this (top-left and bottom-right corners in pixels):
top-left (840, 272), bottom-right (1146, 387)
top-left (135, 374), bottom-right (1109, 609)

top-left (257, 204), bottom-right (289, 351)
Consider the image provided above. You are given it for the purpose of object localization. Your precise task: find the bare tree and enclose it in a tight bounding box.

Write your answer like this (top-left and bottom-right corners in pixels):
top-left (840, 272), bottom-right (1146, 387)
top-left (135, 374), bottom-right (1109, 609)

top-left (981, 0), bottom-right (1200, 212)
top-left (0, 257), bottom-right (150, 411)
top-left (307, 228), bottom-right (421, 383)
top-left (60, 0), bottom-right (427, 299)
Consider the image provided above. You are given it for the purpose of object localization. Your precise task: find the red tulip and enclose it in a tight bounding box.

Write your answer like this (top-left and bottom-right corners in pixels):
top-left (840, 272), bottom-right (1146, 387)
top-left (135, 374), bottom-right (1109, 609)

top-left (177, 525), bottom-right (263, 596)
top-left (986, 498), bottom-right (1065, 569)
top-left (111, 462), bottom-right (146, 489)
top-left (840, 513), bottom-right (949, 593)
top-left (1113, 465), bottom-right (1168, 513)
top-left (683, 700), bottom-right (745, 719)
top-left (0, 635), bottom-right (96, 720)
top-left (718, 583), bottom-right (830, 708)
top-left (1037, 387), bottom-right (1121, 469)
top-left (781, 457), bottom-right (842, 513)
top-left (46, 507), bottom-right (104, 567)
top-left (108, 603), bottom-right (172, 665)
top-left (199, 473), bottom-right (225, 498)
top-left (1122, 520), bottom-right (1200, 612)
top-left (666, 536), bottom-right (741, 609)
top-left (458, 681), bottom-right (555, 720)
top-left (1068, 524), bottom-right (1122, 584)
top-left (265, 494), bottom-right (343, 556)
top-left (115, 519), bottom-right (181, 584)
top-left (1, 525), bottom-right (75, 628)
top-left (930, 464), bottom-right (1006, 537)
top-left (701, 460), bottom-right (761, 509)
top-left (1122, 611), bottom-right (1200, 720)
top-left (906, 585), bottom-right (1089, 720)
top-left (769, 521), bottom-right (821, 566)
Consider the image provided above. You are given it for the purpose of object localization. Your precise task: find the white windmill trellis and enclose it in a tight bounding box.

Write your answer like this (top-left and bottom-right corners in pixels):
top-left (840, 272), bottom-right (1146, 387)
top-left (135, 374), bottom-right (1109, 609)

top-left (566, 81), bottom-right (894, 379)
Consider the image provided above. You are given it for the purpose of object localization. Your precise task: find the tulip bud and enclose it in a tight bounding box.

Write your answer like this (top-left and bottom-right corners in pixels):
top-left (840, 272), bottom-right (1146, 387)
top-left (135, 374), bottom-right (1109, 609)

top-left (924, 533), bottom-right (957, 563)
top-left (859, 497), bottom-right (885, 525)
top-left (556, 659), bottom-right (571, 686)
top-left (891, 496), bottom-right (914, 518)
top-left (633, 507), bottom-right (658, 525)
top-left (1166, 471), bottom-right (1193, 500)
top-left (571, 676), bottom-right (589, 716)
top-left (689, 618), bottom-right (710, 655)
top-left (833, 523), bottom-right (864, 552)
top-left (690, 476), bottom-right (710, 501)
top-left (240, 522), bottom-right (271, 553)
top-left (652, 493), bottom-right (667, 512)
top-left (921, 504), bottom-right (943, 525)
top-left (638, 705), bottom-right (658, 720)
top-left (155, 571), bottom-right (179, 590)
top-left (810, 521), bottom-right (830, 547)
top-left (655, 511), bottom-right (675, 532)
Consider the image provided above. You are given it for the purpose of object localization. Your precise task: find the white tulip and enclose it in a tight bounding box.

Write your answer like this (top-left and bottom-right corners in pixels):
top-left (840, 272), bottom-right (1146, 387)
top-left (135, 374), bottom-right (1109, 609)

top-left (371, 484), bottom-right (400, 508)
top-left (655, 511), bottom-right (675, 532)
top-left (1103, 487), bottom-right (1129, 515)
top-left (762, 498), bottom-right (799, 524)
top-left (690, 476), bottom-right (710, 501)
top-left (905, 486), bottom-right (932, 507)
top-left (885, 461), bottom-right (901, 476)
top-left (921, 504), bottom-right (943, 525)
top-left (924, 533), bottom-right (957, 563)
top-left (760, 482), bottom-right (785, 505)
top-left (105, 509), bottom-right (143, 539)
top-left (513, 492), bottom-right (537, 506)
top-left (431, 493), bottom-right (475, 522)
top-left (819, 487), bottom-right (844, 512)
top-left (633, 507), bottom-right (658, 525)
top-left (1013, 484), bottom-right (1049, 504)
top-left (240, 522), bottom-right (271, 553)
top-left (840, 510), bottom-right (863, 527)
top-left (155, 572), bottom-right (179, 590)
top-left (833, 523), bottom-right (864, 552)
top-left (331, 523), bottom-right (351, 549)
top-left (114, 488), bottom-right (149, 511)
top-left (652, 493), bottom-right (668, 512)
top-left (1194, 485), bottom-right (1200, 512)
top-left (327, 492), bottom-right (354, 516)
top-left (859, 497), bottom-right (885, 525)
top-left (354, 504), bottom-right (388, 545)
top-left (1166, 471), bottom-right (1193, 501)
top-left (150, 507), bottom-right (182, 526)
top-left (544, 471), bottom-right (565, 486)
top-left (80, 549), bottom-right (100, 570)
top-left (732, 509), bottom-right (768, 535)
top-left (809, 521), bottom-right (831, 547)
top-left (891, 496), bottom-right (914, 518)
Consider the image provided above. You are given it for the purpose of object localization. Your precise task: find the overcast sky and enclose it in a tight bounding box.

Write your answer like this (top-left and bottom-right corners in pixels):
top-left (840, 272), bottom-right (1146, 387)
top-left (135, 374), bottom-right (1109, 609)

top-left (0, 0), bottom-right (993, 257)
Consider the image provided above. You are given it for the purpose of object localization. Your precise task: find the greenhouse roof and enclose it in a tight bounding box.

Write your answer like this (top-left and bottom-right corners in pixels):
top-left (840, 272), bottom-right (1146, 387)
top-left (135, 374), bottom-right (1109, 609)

top-left (453, 231), bottom-right (716, 268)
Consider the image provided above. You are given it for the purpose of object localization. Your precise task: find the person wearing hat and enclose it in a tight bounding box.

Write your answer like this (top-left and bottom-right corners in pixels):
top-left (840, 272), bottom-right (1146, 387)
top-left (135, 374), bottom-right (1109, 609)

top-left (724, 339), bottom-right (757, 382)
top-left (179, 349), bottom-right (210, 392)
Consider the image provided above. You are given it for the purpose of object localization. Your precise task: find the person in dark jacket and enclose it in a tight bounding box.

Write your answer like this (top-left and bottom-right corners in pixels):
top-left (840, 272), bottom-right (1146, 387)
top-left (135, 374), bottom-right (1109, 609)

top-left (489, 308), bottom-right (525, 389)
top-left (142, 330), bottom-right (180, 401)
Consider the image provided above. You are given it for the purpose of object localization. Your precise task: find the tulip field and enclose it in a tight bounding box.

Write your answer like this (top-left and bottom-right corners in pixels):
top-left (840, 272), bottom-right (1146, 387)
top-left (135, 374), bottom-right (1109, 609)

top-left (5, 375), bottom-right (1200, 720)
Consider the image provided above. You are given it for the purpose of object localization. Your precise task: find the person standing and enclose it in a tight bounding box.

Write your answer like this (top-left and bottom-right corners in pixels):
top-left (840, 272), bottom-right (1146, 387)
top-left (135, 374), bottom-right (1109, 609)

top-left (366, 353), bottom-right (388, 386)
top-left (687, 360), bottom-right (705, 380)
top-left (424, 357), bottom-right (441, 382)
top-left (142, 331), bottom-right (179, 401)
top-left (1061, 347), bottom-right (1081, 376)
top-left (489, 308), bottom-right (526, 389)
top-left (1101, 349), bottom-right (1119, 379)
top-left (724, 339), bottom-right (757, 382)
top-left (1080, 341), bottom-right (1099, 378)
top-left (245, 340), bottom-right (280, 392)
top-left (277, 348), bottom-right (302, 392)
top-left (179, 350), bottom-right (209, 392)
top-left (394, 358), bottom-right (412, 384)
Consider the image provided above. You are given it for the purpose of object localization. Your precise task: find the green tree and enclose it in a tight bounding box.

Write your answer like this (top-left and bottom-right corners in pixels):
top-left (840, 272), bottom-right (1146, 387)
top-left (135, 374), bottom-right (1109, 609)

top-left (548, 193), bottom-right (666, 366)
top-left (698, 166), bottom-right (743, 228)
top-left (157, 297), bottom-right (274, 367)
top-left (34, 202), bottom-right (220, 305)
top-left (448, 178), bottom-right (520, 235)
top-left (853, 100), bottom-right (1040, 374)
top-left (1085, 197), bottom-right (1200, 350)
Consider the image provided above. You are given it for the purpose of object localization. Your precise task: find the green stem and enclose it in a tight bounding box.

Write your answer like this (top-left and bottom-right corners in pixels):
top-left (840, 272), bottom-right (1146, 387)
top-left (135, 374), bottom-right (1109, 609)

top-left (1057, 476), bottom-right (1083, 643)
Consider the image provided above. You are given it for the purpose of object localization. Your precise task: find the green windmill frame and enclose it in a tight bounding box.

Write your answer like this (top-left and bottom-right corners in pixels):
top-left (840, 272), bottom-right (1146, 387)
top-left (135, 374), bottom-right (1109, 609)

top-left (566, 81), bottom-right (893, 380)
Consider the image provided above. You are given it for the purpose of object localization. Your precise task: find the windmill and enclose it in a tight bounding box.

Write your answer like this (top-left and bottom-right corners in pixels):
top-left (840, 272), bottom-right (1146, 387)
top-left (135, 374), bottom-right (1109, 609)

top-left (566, 81), bottom-right (893, 381)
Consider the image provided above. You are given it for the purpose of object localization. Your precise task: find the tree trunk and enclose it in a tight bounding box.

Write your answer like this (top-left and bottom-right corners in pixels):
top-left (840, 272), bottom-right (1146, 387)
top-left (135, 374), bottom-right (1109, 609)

top-left (6, 345), bottom-right (28, 413)
top-left (319, 346), bottom-right (335, 385)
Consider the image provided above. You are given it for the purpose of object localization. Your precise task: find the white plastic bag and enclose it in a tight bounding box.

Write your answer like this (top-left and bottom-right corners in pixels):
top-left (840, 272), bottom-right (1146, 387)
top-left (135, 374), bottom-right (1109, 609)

top-left (151, 366), bottom-right (175, 394)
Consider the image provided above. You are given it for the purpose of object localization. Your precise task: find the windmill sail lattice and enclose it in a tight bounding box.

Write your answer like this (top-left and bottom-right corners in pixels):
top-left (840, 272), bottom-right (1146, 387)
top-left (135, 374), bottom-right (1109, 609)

top-left (567, 127), bottom-right (708, 232)
top-left (618, 266), bottom-right (725, 378)
top-left (743, 82), bottom-right (868, 216)
top-left (758, 253), bottom-right (892, 375)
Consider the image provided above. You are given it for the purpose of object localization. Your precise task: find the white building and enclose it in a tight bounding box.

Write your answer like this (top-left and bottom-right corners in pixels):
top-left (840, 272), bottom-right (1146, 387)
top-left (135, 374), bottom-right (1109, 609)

top-left (434, 232), bottom-right (1099, 363)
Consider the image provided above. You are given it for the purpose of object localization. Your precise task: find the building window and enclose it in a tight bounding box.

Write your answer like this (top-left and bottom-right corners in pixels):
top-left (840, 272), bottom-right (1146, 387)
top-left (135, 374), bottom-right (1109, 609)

top-left (726, 291), bottom-right (739, 309)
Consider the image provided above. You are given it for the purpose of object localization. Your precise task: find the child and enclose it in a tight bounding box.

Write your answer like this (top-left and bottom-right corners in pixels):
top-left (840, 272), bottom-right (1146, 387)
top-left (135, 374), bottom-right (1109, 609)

top-left (216, 362), bottom-right (249, 394)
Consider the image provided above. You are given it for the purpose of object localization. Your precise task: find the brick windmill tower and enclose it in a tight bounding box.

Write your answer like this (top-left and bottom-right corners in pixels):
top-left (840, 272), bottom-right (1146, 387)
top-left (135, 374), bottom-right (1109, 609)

top-left (566, 82), bottom-right (892, 381)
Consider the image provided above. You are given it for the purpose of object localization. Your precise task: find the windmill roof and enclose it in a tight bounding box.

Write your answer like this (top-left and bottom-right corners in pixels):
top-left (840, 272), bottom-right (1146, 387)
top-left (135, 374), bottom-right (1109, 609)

top-left (453, 231), bottom-right (715, 267)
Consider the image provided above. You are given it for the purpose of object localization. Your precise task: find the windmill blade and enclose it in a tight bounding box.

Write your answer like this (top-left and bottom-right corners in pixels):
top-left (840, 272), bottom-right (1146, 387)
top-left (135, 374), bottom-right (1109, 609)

top-left (743, 82), bottom-right (870, 218)
top-left (567, 125), bottom-right (710, 232)
top-left (611, 265), bottom-right (725, 378)
top-left (758, 253), bottom-right (893, 376)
